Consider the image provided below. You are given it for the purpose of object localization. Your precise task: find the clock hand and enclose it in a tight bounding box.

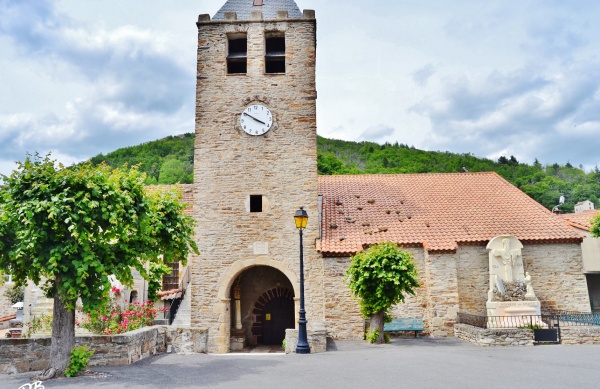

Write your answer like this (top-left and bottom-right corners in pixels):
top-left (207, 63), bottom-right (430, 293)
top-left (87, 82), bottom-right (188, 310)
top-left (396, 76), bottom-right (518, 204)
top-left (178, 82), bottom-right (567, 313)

top-left (243, 112), bottom-right (266, 125)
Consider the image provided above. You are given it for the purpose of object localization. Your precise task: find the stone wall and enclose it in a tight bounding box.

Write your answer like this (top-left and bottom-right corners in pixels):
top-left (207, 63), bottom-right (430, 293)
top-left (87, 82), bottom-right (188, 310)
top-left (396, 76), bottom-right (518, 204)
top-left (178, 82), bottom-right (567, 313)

top-left (560, 326), bottom-right (600, 345)
top-left (452, 243), bottom-right (591, 316)
top-left (323, 241), bottom-right (591, 340)
top-left (389, 249), bottom-right (428, 320)
top-left (82, 326), bottom-right (167, 367)
top-left (0, 338), bottom-right (50, 374)
top-left (0, 326), bottom-right (210, 374)
top-left (323, 248), bottom-right (428, 340)
top-left (523, 243), bottom-right (590, 312)
top-left (322, 257), bottom-right (363, 340)
top-left (166, 327), bottom-right (209, 354)
top-left (192, 11), bottom-right (320, 353)
top-left (285, 327), bottom-right (327, 354)
top-left (454, 323), bottom-right (534, 346)
top-left (422, 250), bottom-right (460, 336)
top-left (455, 245), bottom-right (489, 315)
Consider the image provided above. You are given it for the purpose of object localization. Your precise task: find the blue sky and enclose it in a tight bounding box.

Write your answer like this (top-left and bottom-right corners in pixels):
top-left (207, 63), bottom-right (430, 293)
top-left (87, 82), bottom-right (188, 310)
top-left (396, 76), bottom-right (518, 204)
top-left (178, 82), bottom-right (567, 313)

top-left (1, 0), bottom-right (599, 176)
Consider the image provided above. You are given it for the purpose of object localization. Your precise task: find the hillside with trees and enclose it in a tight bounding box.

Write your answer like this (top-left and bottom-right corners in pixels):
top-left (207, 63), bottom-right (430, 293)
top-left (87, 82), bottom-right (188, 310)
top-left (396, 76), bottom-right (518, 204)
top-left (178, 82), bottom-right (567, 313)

top-left (89, 133), bottom-right (194, 185)
top-left (88, 133), bottom-right (600, 213)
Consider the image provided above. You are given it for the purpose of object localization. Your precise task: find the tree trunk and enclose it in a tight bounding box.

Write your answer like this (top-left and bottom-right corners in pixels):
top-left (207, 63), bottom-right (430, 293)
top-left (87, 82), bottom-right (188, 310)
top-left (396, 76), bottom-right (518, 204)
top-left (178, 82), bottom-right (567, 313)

top-left (370, 311), bottom-right (385, 344)
top-left (37, 289), bottom-right (76, 380)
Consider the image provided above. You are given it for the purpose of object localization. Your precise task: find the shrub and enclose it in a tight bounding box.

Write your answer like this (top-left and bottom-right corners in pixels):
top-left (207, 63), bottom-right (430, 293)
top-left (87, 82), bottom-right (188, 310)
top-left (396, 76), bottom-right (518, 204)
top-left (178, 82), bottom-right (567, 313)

top-left (77, 289), bottom-right (160, 335)
top-left (65, 345), bottom-right (94, 377)
top-left (23, 313), bottom-right (53, 338)
top-left (3, 284), bottom-right (24, 305)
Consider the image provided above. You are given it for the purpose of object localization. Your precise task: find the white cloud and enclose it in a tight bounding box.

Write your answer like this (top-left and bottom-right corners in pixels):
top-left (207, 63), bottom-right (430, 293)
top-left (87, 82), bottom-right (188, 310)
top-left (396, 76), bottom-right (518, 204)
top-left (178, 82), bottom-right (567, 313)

top-left (1, 0), bottom-right (600, 176)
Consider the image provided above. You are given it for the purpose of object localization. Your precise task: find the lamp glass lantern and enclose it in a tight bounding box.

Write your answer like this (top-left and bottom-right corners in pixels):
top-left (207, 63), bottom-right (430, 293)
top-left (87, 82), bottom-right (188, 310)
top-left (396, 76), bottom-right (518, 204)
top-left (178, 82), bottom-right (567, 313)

top-left (294, 207), bottom-right (308, 229)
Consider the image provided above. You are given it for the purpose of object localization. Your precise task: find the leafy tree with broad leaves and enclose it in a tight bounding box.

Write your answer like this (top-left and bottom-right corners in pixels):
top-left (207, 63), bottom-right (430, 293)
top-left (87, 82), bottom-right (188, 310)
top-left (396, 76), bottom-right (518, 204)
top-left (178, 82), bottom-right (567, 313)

top-left (346, 242), bottom-right (419, 344)
top-left (592, 215), bottom-right (600, 238)
top-left (0, 155), bottom-right (198, 379)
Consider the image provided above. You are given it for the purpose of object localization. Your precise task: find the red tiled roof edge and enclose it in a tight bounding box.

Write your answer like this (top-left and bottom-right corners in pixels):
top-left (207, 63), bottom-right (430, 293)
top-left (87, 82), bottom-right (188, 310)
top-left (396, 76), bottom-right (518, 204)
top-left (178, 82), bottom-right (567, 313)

top-left (317, 172), bottom-right (584, 257)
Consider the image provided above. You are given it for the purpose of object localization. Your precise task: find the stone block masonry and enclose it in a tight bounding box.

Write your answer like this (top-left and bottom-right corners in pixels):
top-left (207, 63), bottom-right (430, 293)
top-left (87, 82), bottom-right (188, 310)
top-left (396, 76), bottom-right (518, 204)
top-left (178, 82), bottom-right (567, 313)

top-left (560, 326), bottom-right (600, 345)
top-left (0, 338), bottom-right (51, 374)
top-left (0, 326), bottom-right (209, 374)
top-left (192, 11), bottom-right (320, 353)
top-left (323, 242), bottom-right (591, 340)
top-left (454, 323), bottom-right (534, 346)
top-left (285, 327), bottom-right (327, 354)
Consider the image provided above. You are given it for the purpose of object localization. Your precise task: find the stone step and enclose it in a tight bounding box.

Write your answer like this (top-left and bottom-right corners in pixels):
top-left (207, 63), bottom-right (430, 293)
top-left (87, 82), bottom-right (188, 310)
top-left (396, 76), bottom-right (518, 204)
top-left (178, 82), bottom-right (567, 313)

top-left (171, 288), bottom-right (192, 326)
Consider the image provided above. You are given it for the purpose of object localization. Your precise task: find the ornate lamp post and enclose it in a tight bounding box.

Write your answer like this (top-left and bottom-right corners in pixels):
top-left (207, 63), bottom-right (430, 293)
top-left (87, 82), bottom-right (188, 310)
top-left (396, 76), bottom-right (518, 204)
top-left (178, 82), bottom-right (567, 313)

top-left (294, 207), bottom-right (310, 354)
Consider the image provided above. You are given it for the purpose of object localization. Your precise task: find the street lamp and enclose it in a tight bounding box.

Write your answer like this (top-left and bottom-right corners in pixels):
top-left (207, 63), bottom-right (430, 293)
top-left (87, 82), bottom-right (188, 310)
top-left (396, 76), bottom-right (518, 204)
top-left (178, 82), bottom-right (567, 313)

top-left (294, 207), bottom-right (310, 354)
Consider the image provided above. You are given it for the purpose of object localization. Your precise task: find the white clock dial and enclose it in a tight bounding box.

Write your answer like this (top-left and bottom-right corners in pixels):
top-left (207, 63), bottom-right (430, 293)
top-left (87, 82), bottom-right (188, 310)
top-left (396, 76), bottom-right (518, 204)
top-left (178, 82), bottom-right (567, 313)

top-left (240, 104), bottom-right (273, 136)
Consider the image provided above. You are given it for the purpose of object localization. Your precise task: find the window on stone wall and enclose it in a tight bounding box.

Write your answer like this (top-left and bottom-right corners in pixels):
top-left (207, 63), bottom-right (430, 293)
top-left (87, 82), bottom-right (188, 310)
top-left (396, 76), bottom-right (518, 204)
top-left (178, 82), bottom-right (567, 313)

top-left (162, 262), bottom-right (179, 291)
top-left (250, 195), bottom-right (263, 213)
top-left (265, 32), bottom-right (285, 74)
top-left (227, 34), bottom-right (247, 74)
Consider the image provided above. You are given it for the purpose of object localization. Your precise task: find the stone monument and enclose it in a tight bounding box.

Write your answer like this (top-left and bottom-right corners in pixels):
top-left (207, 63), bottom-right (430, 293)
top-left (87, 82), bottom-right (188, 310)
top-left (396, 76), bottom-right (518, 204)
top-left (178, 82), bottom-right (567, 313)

top-left (486, 235), bottom-right (541, 327)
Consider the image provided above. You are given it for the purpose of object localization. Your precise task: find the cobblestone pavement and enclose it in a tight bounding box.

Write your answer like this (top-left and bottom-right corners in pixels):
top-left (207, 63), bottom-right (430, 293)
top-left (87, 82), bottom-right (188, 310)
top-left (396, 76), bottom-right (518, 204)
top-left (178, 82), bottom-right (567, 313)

top-left (2, 338), bottom-right (600, 389)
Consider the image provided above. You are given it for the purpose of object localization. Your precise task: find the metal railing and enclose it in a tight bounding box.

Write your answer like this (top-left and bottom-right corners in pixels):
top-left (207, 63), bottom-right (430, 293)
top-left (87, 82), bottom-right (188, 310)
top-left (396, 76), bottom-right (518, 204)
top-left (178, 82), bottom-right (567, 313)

top-left (164, 266), bottom-right (191, 325)
top-left (543, 310), bottom-right (600, 326)
top-left (458, 311), bottom-right (600, 329)
top-left (457, 312), bottom-right (545, 329)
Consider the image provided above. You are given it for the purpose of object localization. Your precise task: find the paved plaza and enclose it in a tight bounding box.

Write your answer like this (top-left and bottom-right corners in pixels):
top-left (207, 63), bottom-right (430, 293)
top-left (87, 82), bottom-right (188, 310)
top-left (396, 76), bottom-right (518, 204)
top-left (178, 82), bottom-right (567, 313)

top-left (2, 338), bottom-right (600, 388)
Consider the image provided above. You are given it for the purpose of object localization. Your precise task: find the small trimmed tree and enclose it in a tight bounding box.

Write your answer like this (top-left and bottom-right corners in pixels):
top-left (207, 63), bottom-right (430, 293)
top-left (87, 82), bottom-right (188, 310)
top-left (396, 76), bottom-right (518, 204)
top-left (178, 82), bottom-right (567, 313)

top-left (0, 155), bottom-right (198, 379)
top-left (346, 242), bottom-right (419, 344)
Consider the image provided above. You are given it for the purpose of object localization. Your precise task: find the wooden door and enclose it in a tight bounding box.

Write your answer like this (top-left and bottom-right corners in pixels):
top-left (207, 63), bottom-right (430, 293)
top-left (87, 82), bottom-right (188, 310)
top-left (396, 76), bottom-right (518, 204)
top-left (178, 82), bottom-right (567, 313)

top-left (261, 297), bottom-right (294, 345)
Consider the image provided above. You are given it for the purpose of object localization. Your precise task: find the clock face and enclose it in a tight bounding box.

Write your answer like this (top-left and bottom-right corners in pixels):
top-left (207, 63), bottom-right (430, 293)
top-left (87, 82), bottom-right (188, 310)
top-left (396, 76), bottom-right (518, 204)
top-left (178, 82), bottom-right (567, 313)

top-left (240, 104), bottom-right (273, 136)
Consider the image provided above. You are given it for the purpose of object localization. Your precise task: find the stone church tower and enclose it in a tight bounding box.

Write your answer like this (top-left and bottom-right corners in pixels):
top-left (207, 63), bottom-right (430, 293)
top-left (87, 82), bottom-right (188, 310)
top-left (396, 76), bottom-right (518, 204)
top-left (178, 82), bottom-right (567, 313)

top-left (191, 1), bottom-right (321, 353)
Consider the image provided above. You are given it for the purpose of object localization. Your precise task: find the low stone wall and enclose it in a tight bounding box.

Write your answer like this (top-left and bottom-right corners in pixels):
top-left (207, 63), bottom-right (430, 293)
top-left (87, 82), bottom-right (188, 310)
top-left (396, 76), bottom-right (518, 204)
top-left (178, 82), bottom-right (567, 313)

top-left (0, 325), bottom-right (209, 374)
top-left (0, 337), bottom-right (51, 374)
top-left (560, 326), bottom-right (600, 345)
top-left (454, 324), bottom-right (534, 346)
top-left (166, 326), bottom-right (208, 354)
top-left (80, 326), bottom-right (167, 367)
top-left (285, 327), bottom-right (327, 354)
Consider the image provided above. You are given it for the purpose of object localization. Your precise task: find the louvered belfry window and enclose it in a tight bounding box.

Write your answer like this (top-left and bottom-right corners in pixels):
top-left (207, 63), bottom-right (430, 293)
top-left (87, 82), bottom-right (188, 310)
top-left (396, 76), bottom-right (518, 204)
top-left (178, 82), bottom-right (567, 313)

top-left (265, 32), bottom-right (285, 74)
top-left (227, 34), bottom-right (247, 74)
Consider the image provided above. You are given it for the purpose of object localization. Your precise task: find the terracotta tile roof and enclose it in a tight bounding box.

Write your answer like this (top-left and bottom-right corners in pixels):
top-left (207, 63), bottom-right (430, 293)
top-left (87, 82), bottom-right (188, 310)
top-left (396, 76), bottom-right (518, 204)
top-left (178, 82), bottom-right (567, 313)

top-left (317, 173), bottom-right (583, 255)
top-left (144, 184), bottom-right (194, 215)
top-left (560, 210), bottom-right (600, 231)
top-left (0, 314), bottom-right (16, 323)
top-left (157, 288), bottom-right (183, 300)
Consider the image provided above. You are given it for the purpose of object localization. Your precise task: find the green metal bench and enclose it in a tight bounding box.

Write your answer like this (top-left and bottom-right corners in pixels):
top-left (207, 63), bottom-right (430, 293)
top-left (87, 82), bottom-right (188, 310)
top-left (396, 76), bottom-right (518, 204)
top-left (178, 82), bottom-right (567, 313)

top-left (383, 318), bottom-right (424, 338)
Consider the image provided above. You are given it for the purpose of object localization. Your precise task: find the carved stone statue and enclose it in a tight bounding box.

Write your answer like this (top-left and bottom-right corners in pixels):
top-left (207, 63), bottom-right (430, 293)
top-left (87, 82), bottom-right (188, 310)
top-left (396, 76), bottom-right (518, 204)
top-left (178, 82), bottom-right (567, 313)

top-left (491, 238), bottom-right (522, 283)
top-left (486, 235), bottom-right (541, 324)
top-left (524, 272), bottom-right (536, 300)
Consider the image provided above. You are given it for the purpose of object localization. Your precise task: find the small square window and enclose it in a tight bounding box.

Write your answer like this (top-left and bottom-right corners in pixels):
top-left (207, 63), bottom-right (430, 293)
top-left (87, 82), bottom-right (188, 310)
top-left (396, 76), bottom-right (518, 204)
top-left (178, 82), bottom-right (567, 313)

top-left (228, 34), bottom-right (247, 74)
top-left (265, 33), bottom-right (285, 74)
top-left (250, 195), bottom-right (263, 213)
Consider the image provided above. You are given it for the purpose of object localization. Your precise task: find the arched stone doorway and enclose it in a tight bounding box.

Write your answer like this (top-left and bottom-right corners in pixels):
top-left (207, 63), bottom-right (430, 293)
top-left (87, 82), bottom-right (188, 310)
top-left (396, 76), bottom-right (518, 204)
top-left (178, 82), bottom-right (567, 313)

top-left (229, 266), bottom-right (295, 349)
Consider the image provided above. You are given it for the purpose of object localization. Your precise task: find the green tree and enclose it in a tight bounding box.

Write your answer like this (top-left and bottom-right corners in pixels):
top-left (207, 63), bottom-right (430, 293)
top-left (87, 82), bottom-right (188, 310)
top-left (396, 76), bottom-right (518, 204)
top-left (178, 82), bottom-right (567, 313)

top-left (158, 156), bottom-right (192, 184)
top-left (3, 284), bottom-right (24, 304)
top-left (0, 155), bottom-right (198, 379)
top-left (592, 215), bottom-right (600, 238)
top-left (346, 242), bottom-right (419, 344)
top-left (317, 153), bottom-right (347, 175)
